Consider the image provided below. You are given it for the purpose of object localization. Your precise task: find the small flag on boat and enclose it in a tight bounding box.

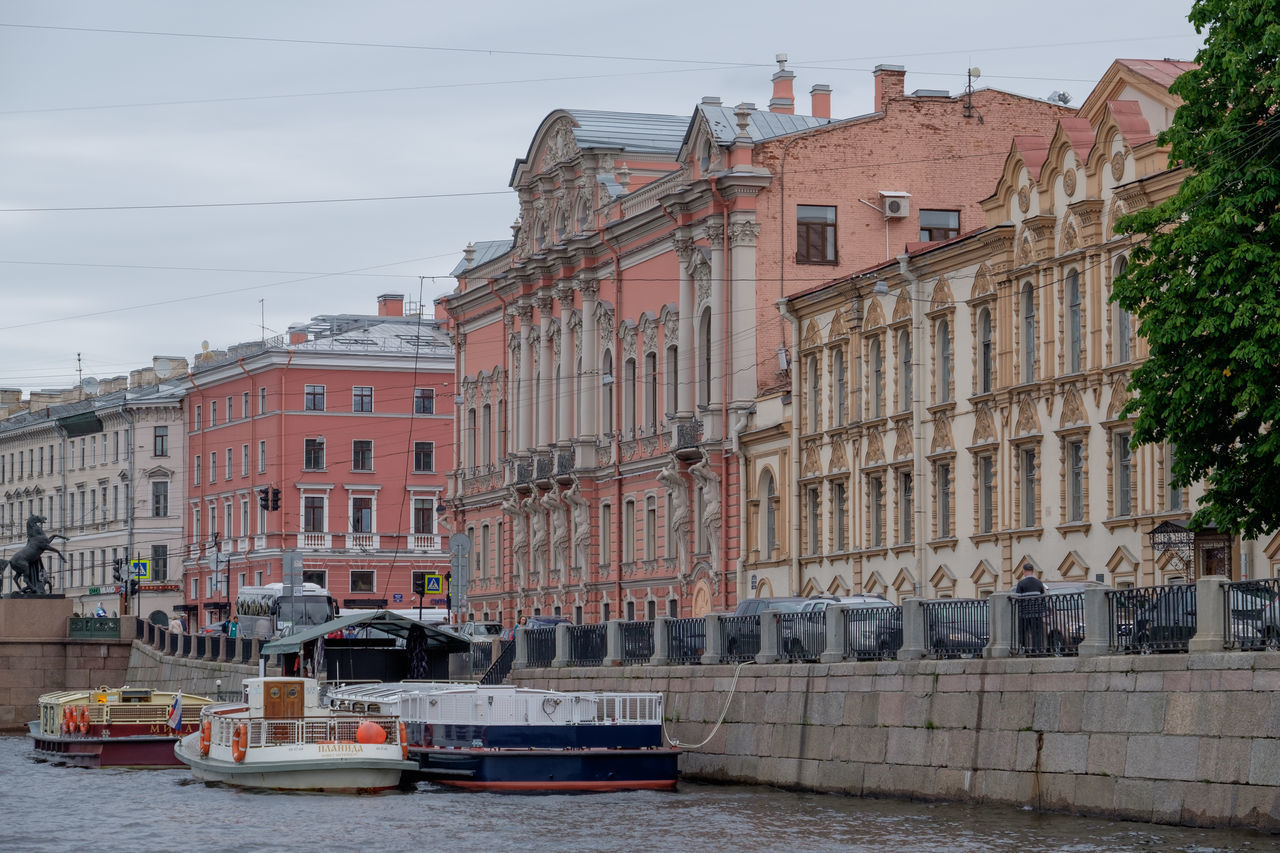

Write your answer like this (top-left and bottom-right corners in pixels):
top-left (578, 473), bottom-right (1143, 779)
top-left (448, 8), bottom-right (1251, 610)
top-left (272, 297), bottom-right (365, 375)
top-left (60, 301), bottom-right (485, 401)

top-left (168, 692), bottom-right (182, 731)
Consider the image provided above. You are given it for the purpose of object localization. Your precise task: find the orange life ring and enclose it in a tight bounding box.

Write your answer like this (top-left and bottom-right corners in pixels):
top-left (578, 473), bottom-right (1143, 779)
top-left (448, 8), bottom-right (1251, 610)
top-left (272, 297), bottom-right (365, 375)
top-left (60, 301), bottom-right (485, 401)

top-left (77, 705), bottom-right (90, 734)
top-left (199, 719), bottom-right (212, 756)
top-left (61, 706), bottom-right (72, 734)
top-left (399, 722), bottom-right (408, 760)
top-left (231, 724), bottom-right (248, 762)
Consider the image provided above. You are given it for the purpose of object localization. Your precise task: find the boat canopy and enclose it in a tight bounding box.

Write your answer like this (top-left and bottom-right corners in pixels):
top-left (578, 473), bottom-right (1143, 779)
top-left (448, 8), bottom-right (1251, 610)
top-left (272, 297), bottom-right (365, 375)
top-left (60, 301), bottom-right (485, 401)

top-left (259, 610), bottom-right (469, 656)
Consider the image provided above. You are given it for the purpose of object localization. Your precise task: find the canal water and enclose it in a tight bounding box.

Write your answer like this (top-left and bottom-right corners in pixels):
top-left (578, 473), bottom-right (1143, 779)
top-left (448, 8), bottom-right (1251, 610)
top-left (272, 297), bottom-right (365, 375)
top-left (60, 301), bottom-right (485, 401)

top-left (3, 737), bottom-right (1270, 852)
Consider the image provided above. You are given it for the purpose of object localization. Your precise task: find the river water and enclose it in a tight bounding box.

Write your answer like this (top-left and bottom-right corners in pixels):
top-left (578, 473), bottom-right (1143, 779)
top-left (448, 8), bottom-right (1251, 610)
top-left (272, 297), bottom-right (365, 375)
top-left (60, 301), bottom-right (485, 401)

top-left (3, 737), bottom-right (1270, 852)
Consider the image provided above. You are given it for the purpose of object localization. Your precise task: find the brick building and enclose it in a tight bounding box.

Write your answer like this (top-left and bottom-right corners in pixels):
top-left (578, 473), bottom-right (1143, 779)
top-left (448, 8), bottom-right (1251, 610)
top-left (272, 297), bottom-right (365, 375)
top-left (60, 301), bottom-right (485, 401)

top-left (182, 295), bottom-right (454, 628)
top-left (444, 61), bottom-right (1070, 623)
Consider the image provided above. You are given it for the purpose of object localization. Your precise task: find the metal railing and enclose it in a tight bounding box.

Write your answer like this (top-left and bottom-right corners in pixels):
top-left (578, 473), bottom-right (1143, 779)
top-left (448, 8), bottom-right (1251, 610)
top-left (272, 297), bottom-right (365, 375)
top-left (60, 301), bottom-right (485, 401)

top-left (1224, 579), bottom-right (1280, 650)
top-left (720, 614), bottom-right (760, 662)
top-left (777, 611), bottom-right (825, 661)
top-left (1108, 583), bottom-right (1197, 654)
top-left (666, 617), bottom-right (705, 664)
top-left (620, 621), bottom-right (654, 664)
top-left (67, 617), bottom-right (120, 639)
top-left (1009, 592), bottom-right (1086, 656)
top-left (922, 599), bottom-right (989, 659)
top-left (479, 640), bottom-right (515, 685)
top-left (567, 623), bottom-right (606, 666)
top-left (525, 626), bottom-right (556, 667)
top-left (470, 642), bottom-right (493, 676)
top-left (845, 606), bottom-right (902, 660)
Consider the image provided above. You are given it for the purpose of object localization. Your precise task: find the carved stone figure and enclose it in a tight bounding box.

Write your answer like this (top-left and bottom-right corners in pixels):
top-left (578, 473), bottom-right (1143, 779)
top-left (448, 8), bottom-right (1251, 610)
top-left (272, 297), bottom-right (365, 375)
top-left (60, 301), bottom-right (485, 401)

top-left (541, 488), bottom-right (570, 571)
top-left (1, 515), bottom-right (67, 596)
top-left (526, 494), bottom-right (548, 577)
top-left (656, 459), bottom-right (690, 574)
top-left (690, 453), bottom-right (722, 570)
top-left (502, 488), bottom-right (528, 578)
top-left (564, 476), bottom-right (592, 570)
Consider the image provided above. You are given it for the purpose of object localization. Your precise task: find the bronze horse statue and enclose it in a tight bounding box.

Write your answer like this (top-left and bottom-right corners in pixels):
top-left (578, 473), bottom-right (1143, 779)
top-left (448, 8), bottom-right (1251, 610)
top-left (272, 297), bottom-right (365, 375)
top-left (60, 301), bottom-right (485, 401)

top-left (1, 515), bottom-right (67, 596)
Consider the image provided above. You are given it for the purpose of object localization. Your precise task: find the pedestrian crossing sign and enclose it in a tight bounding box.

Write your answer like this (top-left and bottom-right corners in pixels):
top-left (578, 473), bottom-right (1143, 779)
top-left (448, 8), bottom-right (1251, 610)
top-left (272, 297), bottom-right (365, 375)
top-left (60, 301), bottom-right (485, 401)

top-left (129, 559), bottom-right (151, 581)
top-left (424, 574), bottom-right (443, 594)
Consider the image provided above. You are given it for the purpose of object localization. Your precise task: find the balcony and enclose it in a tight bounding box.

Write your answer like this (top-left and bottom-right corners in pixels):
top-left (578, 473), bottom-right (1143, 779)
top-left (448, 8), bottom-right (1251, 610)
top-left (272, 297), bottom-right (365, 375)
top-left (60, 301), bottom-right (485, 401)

top-left (409, 534), bottom-right (442, 552)
top-left (347, 532), bottom-right (379, 550)
top-left (300, 532), bottom-right (331, 550)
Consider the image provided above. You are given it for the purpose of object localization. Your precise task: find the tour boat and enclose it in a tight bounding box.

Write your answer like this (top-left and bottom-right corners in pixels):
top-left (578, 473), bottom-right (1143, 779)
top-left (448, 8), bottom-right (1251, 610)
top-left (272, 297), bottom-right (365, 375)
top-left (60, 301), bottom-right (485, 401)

top-left (174, 676), bottom-right (416, 792)
top-left (30, 686), bottom-right (214, 768)
top-left (326, 681), bottom-right (680, 791)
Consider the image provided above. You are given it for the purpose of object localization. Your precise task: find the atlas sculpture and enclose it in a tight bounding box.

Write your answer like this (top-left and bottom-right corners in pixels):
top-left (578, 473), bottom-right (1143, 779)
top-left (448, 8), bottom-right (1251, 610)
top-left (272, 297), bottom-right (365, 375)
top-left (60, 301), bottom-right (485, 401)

top-left (2, 514), bottom-right (67, 596)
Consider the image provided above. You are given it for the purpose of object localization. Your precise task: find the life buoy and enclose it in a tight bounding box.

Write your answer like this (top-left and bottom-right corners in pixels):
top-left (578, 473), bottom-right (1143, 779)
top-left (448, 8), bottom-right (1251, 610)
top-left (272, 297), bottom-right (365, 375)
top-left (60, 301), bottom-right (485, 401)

top-left (77, 705), bottom-right (90, 734)
top-left (399, 722), bottom-right (408, 760)
top-left (231, 724), bottom-right (248, 762)
top-left (199, 719), bottom-right (212, 756)
top-left (61, 706), bottom-right (72, 734)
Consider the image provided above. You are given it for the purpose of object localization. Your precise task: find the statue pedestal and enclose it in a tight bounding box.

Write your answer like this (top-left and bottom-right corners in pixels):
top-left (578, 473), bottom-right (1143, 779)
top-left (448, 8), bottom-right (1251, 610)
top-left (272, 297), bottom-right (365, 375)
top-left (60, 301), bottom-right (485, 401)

top-left (0, 596), bottom-right (73, 639)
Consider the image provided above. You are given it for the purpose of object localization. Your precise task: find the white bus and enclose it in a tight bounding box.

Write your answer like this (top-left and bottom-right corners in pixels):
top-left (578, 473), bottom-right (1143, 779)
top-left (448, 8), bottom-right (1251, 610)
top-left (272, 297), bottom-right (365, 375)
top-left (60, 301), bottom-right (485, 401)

top-left (235, 582), bottom-right (339, 640)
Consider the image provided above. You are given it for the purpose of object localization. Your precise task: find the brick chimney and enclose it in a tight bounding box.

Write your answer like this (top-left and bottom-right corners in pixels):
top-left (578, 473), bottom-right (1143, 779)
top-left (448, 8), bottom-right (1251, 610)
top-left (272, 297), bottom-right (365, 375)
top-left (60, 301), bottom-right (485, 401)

top-left (378, 293), bottom-right (405, 317)
top-left (874, 64), bottom-right (906, 112)
top-left (288, 325), bottom-right (309, 345)
top-left (769, 53), bottom-right (795, 114)
top-left (810, 84), bottom-right (831, 119)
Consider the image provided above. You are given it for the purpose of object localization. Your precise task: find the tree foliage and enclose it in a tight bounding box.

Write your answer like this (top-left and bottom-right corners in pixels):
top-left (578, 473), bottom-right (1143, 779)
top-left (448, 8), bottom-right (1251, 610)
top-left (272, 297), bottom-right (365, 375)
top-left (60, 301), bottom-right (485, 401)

top-left (1113, 0), bottom-right (1280, 537)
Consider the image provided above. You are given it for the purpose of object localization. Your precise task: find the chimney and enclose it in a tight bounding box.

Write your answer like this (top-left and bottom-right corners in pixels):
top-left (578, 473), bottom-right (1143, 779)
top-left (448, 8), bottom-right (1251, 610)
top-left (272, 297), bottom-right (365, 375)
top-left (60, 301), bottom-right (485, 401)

top-left (378, 293), bottom-right (405, 317)
top-left (810, 84), bottom-right (831, 119)
top-left (288, 324), bottom-right (309, 345)
top-left (769, 53), bottom-right (795, 114)
top-left (700, 96), bottom-right (722, 107)
top-left (874, 65), bottom-right (906, 113)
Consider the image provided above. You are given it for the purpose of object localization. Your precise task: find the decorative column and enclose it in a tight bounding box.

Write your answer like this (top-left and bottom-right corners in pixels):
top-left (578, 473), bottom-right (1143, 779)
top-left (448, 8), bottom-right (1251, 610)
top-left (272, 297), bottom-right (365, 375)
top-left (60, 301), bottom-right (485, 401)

top-left (674, 230), bottom-right (695, 419)
top-left (727, 216), bottom-right (759, 408)
top-left (577, 279), bottom-right (599, 466)
top-left (556, 284), bottom-right (574, 448)
top-left (536, 293), bottom-right (554, 450)
top-left (704, 218), bottom-right (725, 439)
top-left (517, 301), bottom-right (535, 452)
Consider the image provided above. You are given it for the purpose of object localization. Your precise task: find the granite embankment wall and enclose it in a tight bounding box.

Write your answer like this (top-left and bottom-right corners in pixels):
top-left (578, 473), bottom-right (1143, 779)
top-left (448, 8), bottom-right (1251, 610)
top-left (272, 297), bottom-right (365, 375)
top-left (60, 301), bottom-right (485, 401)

top-left (125, 641), bottom-right (257, 697)
top-left (0, 638), bottom-right (131, 730)
top-left (516, 651), bottom-right (1280, 833)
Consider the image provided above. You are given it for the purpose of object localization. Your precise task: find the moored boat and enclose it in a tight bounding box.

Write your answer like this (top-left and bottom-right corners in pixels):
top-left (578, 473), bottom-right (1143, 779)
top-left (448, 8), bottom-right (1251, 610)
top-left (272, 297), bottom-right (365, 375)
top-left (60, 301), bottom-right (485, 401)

top-left (326, 682), bottom-right (680, 791)
top-left (30, 686), bottom-right (213, 768)
top-left (174, 676), bottom-right (415, 792)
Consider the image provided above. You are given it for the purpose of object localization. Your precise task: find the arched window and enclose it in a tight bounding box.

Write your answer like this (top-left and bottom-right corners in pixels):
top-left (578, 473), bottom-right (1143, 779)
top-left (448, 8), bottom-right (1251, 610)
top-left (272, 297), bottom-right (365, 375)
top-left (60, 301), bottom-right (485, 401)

top-left (1021, 282), bottom-right (1036, 383)
top-left (1067, 268), bottom-right (1082, 373)
top-left (644, 351), bottom-right (658, 431)
top-left (807, 354), bottom-right (820, 431)
top-left (936, 319), bottom-right (952, 403)
top-left (623, 357), bottom-right (637, 433)
top-left (698, 309), bottom-right (712, 409)
top-left (978, 308), bottom-right (993, 393)
top-left (481, 404), bottom-right (492, 466)
top-left (601, 350), bottom-right (614, 434)
top-left (760, 469), bottom-right (777, 556)
top-left (665, 344), bottom-right (678, 416)
top-left (1112, 257), bottom-right (1132, 363)
top-left (833, 349), bottom-right (847, 425)
top-left (466, 408), bottom-right (477, 469)
top-left (869, 338), bottom-right (883, 418)
top-left (897, 329), bottom-right (912, 412)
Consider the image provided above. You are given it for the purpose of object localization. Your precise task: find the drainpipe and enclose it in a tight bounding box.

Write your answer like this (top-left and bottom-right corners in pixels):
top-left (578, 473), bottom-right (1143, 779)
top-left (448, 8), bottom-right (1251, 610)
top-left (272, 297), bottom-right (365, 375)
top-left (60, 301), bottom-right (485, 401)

top-left (897, 254), bottom-right (927, 598)
top-left (709, 175), bottom-right (734, 611)
top-left (603, 231), bottom-right (624, 619)
top-left (775, 298), bottom-right (802, 598)
top-left (122, 405), bottom-right (135, 570)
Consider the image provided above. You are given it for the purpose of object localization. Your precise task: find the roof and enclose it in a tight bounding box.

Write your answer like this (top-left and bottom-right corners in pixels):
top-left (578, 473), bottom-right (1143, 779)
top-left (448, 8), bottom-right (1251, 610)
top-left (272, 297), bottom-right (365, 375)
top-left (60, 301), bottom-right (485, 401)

top-left (450, 238), bottom-right (514, 277)
top-left (564, 109), bottom-right (689, 154)
top-left (696, 104), bottom-right (832, 145)
top-left (259, 610), bottom-right (470, 656)
top-left (1114, 58), bottom-right (1199, 90)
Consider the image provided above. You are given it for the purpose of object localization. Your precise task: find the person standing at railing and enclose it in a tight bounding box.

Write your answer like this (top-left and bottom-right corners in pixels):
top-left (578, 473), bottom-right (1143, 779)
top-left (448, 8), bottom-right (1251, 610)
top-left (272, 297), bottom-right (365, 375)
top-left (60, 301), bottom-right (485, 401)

top-left (1015, 564), bottom-right (1047, 654)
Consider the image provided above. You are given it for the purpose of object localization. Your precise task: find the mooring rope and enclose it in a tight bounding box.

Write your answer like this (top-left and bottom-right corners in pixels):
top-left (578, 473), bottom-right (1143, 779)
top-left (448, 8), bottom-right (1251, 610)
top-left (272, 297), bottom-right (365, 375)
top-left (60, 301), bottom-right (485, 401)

top-left (662, 658), bottom-right (755, 750)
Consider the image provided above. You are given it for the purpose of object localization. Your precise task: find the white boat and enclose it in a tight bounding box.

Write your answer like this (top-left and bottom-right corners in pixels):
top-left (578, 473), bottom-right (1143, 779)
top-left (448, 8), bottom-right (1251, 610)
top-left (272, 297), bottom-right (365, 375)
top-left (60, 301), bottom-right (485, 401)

top-left (174, 676), bottom-right (416, 792)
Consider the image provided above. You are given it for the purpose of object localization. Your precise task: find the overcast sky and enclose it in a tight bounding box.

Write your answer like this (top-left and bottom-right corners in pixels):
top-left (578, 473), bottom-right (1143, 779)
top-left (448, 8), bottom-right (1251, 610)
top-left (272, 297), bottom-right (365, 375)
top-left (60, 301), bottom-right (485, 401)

top-left (0, 1), bottom-right (1204, 394)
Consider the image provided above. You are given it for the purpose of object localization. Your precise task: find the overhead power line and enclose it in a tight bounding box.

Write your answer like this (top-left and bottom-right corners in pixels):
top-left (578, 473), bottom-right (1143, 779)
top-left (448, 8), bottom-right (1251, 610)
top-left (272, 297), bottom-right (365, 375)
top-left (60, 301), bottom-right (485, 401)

top-left (0, 190), bottom-right (509, 214)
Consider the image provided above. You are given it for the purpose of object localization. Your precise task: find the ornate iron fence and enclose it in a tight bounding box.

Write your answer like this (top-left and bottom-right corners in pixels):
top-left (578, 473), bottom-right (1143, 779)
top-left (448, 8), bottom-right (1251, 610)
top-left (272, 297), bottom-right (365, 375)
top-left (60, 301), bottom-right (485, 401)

top-left (844, 605), bottom-right (902, 660)
top-left (922, 599), bottom-right (988, 659)
top-left (1108, 584), bottom-right (1197, 653)
top-left (1224, 579), bottom-right (1279, 650)
top-left (777, 611), bottom-right (825, 661)
top-left (567, 624), bottom-right (606, 666)
top-left (1009, 592), bottom-right (1086, 656)
top-left (525, 627), bottom-right (556, 667)
top-left (621, 621), bottom-right (654, 664)
top-left (666, 617), bottom-right (705, 664)
top-left (720, 614), bottom-right (760, 662)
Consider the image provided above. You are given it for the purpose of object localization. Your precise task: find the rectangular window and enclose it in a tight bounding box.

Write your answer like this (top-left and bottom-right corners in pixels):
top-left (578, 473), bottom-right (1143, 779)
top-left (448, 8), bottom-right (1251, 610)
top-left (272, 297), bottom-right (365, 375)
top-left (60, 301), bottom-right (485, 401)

top-left (239, 498), bottom-right (249, 537)
top-left (869, 476), bottom-right (884, 548)
top-left (224, 448), bottom-right (232, 481)
top-left (259, 387), bottom-right (267, 414)
top-left (349, 570), bottom-right (375, 593)
top-left (153, 426), bottom-right (168, 457)
top-left (414, 388), bottom-right (435, 414)
top-left (304, 385), bottom-right (325, 411)
top-left (919, 209), bottom-right (960, 242)
top-left (796, 204), bottom-right (837, 264)
top-left (413, 498), bottom-right (435, 534)
top-left (151, 544), bottom-right (168, 582)
top-left (209, 451), bottom-right (218, 483)
top-left (899, 471), bottom-right (913, 544)
top-left (413, 442), bottom-right (434, 473)
top-left (644, 495), bottom-right (656, 560)
top-left (258, 440), bottom-right (267, 473)
top-left (1068, 440), bottom-right (1085, 522)
top-left (194, 405), bottom-right (201, 431)
top-left (1115, 432), bottom-right (1133, 517)
top-left (937, 462), bottom-right (952, 539)
top-left (193, 455), bottom-right (201, 486)
top-left (1020, 447), bottom-right (1038, 527)
top-left (1167, 444), bottom-right (1183, 511)
top-left (352, 386), bottom-right (373, 413)
top-left (623, 500), bottom-right (636, 562)
top-left (242, 391), bottom-right (249, 419)
top-left (351, 497), bottom-right (373, 533)
top-left (303, 496), bottom-right (324, 533)
top-left (352, 440), bottom-right (373, 471)
top-left (806, 486), bottom-right (820, 554)
top-left (151, 481), bottom-right (168, 518)
top-left (210, 400), bottom-right (217, 425)
top-left (225, 396), bottom-right (232, 423)
top-left (303, 439), bottom-right (325, 471)
top-left (241, 444), bottom-right (249, 476)
top-left (833, 481), bottom-right (847, 552)
top-left (600, 504), bottom-right (611, 567)
top-left (979, 455), bottom-right (995, 534)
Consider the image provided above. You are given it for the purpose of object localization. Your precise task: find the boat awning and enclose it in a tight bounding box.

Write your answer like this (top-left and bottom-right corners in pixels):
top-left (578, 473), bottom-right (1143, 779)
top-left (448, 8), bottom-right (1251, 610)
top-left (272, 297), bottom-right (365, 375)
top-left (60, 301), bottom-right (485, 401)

top-left (259, 610), bottom-right (469, 656)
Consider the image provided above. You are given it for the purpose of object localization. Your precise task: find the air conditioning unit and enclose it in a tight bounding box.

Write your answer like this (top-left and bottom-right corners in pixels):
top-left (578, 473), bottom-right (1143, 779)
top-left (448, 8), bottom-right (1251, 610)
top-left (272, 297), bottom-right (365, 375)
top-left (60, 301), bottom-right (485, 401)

top-left (880, 191), bottom-right (911, 218)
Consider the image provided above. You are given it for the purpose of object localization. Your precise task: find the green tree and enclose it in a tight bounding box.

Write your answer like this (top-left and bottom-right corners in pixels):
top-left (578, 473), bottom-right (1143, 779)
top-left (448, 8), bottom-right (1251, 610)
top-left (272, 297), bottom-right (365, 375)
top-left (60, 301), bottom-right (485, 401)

top-left (1113, 0), bottom-right (1280, 537)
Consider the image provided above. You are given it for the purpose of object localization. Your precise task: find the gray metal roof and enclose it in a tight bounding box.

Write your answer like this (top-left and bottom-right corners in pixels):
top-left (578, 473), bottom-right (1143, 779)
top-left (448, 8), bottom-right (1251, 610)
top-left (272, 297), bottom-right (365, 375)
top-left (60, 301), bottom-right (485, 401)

top-left (698, 104), bottom-right (832, 144)
top-left (565, 109), bottom-right (689, 154)
top-left (449, 239), bottom-right (513, 277)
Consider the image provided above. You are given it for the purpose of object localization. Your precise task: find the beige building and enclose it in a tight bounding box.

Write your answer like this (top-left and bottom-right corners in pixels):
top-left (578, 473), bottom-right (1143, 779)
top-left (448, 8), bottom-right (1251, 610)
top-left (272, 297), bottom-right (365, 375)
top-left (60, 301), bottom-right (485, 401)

top-left (0, 358), bottom-right (189, 620)
top-left (745, 59), bottom-right (1261, 602)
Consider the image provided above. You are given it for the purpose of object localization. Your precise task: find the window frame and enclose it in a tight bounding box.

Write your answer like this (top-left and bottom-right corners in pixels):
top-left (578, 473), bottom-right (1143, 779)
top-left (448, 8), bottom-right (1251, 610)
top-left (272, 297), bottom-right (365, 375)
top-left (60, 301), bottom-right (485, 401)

top-left (352, 440), bottom-right (373, 472)
top-left (796, 204), bottom-right (838, 264)
top-left (918, 209), bottom-right (959, 242)
top-left (352, 385), bottom-right (374, 413)
top-left (304, 384), bottom-right (326, 412)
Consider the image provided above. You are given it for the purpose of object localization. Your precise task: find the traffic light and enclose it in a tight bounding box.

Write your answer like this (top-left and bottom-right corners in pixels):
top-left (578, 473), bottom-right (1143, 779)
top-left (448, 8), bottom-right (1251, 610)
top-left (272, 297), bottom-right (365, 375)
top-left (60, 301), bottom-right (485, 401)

top-left (112, 558), bottom-right (124, 583)
top-left (412, 575), bottom-right (425, 596)
top-left (270, 488), bottom-right (281, 511)
top-left (258, 487), bottom-right (270, 511)
top-left (128, 578), bottom-right (139, 596)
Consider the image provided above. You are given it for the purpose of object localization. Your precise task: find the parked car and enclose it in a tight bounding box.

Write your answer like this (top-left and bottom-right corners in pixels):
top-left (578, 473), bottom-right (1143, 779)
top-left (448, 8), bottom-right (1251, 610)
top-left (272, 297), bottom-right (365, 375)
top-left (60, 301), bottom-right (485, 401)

top-left (724, 597), bottom-right (808, 659)
top-left (928, 620), bottom-right (987, 658)
top-left (1016, 580), bottom-right (1109, 654)
top-left (459, 621), bottom-right (505, 641)
top-left (800, 595), bottom-right (899, 659)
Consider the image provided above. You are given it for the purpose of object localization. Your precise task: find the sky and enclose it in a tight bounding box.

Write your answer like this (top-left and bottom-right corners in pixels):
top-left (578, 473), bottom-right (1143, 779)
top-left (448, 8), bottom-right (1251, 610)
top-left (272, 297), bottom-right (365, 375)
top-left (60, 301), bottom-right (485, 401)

top-left (0, 1), bottom-right (1206, 395)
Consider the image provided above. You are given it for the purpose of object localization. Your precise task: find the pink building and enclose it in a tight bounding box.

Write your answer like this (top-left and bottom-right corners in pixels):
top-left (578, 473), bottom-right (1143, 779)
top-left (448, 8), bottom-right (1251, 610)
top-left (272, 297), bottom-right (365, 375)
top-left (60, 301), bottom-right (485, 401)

top-left (444, 62), bottom-right (1071, 623)
top-left (182, 295), bottom-right (454, 628)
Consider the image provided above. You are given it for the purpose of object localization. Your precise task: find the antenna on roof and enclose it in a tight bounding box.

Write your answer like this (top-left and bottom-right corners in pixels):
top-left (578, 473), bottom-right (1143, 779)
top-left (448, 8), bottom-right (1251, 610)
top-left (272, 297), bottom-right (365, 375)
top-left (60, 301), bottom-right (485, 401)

top-left (964, 67), bottom-right (983, 123)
